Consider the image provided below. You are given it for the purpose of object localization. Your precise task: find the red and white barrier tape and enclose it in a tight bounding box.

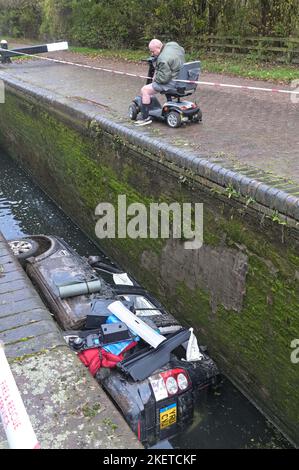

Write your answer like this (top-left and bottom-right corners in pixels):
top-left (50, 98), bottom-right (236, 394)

top-left (1, 47), bottom-right (299, 96)
top-left (175, 79), bottom-right (299, 95)
top-left (0, 342), bottom-right (40, 449)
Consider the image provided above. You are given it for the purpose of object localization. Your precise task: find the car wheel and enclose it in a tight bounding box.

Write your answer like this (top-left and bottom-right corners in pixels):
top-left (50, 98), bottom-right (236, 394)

top-left (128, 103), bottom-right (138, 121)
top-left (8, 238), bottom-right (39, 261)
top-left (166, 111), bottom-right (182, 128)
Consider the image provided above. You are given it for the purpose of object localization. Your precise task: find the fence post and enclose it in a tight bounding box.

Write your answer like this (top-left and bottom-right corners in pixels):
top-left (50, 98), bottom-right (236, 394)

top-left (257, 37), bottom-right (264, 61)
top-left (286, 38), bottom-right (294, 64)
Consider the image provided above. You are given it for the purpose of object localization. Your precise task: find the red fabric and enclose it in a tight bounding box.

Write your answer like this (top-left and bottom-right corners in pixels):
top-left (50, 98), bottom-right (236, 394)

top-left (78, 341), bottom-right (137, 376)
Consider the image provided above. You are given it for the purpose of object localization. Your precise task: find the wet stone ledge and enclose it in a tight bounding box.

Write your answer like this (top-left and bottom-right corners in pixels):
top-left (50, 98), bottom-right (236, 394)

top-left (0, 232), bottom-right (142, 449)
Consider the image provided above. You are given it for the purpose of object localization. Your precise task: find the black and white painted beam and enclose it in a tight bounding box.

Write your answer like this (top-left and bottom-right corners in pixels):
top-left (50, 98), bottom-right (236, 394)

top-left (0, 41), bottom-right (68, 63)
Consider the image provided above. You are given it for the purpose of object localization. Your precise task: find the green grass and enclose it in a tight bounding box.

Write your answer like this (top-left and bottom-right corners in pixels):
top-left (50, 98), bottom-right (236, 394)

top-left (200, 55), bottom-right (299, 83)
top-left (70, 46), bottom-right (299, 83)
top-left (70, 46), bottom-right (145, 62)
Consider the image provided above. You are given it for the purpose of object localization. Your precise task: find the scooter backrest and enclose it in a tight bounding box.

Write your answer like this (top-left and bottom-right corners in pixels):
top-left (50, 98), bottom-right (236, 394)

top-left (176, 61), bottom-right (201, 92)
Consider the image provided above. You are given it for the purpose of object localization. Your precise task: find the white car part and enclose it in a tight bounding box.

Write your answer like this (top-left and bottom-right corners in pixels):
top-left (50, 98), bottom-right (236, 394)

top-left (112, 273), bottom-right (134, 286)
top-left (120, 295), bottom-right (161, 316)
top-left (107, 301), bottom-right (166, 348)
top-left (133, 296), bottom-right (161, 317)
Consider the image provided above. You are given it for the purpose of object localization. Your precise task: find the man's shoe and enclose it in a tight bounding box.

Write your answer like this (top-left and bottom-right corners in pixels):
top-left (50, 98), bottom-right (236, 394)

top-left (134, 117), bottom-right (152, 126)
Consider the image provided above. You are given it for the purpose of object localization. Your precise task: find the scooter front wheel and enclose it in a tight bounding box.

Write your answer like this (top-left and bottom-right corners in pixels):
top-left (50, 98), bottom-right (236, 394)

top-left (128, 103), bottom-right (139, 121)
top-left (166, 111), bottom-right (182, 128)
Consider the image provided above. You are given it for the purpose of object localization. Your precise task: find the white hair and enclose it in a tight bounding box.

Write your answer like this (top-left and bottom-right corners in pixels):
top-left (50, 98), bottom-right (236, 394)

top-left (148, 39), bottom-right (163, 50)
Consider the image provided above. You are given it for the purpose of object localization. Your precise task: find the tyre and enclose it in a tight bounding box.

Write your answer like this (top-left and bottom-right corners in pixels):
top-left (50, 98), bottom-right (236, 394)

top-left (166, 111), bottom-right (182, 128)
top-left (128, 103), bottom-right (138, 121)
top-left (8, 238), bottom-right (39, 261)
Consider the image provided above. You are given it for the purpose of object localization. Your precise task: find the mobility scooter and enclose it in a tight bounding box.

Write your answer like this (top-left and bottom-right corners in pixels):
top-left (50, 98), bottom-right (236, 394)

top-left (129, 57), bottom-right (202, 128)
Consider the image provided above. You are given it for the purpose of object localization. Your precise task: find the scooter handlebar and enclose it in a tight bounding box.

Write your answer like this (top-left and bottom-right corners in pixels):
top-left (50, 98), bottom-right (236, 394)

top-left (141, 56), bottom-right (157, 64)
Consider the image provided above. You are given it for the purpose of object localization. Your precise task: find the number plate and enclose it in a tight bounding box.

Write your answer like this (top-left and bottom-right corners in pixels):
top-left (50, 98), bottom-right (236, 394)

top-left (159, 403), bottom-right (177, 430)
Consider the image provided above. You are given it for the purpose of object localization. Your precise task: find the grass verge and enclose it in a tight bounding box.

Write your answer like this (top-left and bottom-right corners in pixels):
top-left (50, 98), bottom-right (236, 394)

top-left (70, 46), bottom-right (299, 83)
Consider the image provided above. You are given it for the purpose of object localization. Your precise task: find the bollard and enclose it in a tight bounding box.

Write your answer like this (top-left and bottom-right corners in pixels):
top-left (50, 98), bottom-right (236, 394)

top-left (0, 40), bottom-right (8, 49)
top-left (0, 40), bottom-right (11, 64)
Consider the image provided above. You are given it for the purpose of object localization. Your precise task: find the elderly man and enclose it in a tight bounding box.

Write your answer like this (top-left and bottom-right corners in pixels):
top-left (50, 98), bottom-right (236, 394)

top-left (134, 39), bottom-right (185, 126)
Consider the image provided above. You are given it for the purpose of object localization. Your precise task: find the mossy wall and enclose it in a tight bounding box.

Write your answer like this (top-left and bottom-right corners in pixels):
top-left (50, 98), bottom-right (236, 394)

top-left (0, 86), bottom-right (298, 445)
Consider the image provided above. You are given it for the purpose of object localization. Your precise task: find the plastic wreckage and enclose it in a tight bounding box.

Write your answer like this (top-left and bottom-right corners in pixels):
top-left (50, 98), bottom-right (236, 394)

top-left (9, 235), bottom-right (220, 447)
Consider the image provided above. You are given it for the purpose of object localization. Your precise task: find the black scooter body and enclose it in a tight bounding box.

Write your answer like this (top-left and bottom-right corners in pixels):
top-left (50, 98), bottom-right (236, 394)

top-left (129, 57), bottom-right (202, 128)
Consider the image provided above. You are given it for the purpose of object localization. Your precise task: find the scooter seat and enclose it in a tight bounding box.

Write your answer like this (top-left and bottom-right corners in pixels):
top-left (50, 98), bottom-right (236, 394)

top-left (160, 61), bottom-right (201, 99)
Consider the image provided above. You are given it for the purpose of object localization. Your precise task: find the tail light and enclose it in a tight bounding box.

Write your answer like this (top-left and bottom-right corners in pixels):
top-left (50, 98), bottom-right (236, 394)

top-left (149, 368), bottom-right (191, 400)
top-left (177, 372), bottom-right (189, 391)
top-left (165, 376), bottom-right (178, 395)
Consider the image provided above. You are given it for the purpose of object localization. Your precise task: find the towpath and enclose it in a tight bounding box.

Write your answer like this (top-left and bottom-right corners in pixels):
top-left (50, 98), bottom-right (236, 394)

top-left (0, 44), bottom-right (298, 190)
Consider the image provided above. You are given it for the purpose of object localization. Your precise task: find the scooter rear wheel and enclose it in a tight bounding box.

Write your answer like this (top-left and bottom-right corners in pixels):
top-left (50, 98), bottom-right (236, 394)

top-left (129, 103), bottom-right (138, 121)
top-left (166, 111), bottom-right (182, 128)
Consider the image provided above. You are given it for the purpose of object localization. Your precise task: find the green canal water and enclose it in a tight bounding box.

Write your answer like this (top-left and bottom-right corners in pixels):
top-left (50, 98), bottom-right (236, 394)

top-left (0, 150), bottom-right (292, 449)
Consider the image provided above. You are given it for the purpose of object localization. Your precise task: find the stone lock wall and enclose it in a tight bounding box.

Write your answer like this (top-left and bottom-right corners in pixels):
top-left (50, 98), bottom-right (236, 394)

top-left (0, 81), bottom-right (298, 445)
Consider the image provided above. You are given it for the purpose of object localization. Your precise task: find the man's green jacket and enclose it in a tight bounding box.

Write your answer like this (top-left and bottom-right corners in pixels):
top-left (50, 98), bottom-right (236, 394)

top-left (155, 41), bottom-right (185, 84)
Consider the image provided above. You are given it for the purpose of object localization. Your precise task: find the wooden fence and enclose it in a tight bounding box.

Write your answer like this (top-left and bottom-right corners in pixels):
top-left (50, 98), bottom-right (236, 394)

top-left (194, 36), bottom-right (299, 64)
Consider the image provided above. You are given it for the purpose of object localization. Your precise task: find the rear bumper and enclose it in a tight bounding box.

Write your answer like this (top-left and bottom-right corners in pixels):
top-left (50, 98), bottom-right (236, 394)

top-left (98, 359), bottom-right (220, 447)
top-left (173, 107), bottom-right (200, 116)
top-left (98, 369), bottom-right (194, 447)
top-left (161, 106), bottom-right (200, 118)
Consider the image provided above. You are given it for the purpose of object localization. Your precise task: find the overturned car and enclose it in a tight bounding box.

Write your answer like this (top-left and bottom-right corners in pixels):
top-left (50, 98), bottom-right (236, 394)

top-left (9, 235), bottom-right (220, 447)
